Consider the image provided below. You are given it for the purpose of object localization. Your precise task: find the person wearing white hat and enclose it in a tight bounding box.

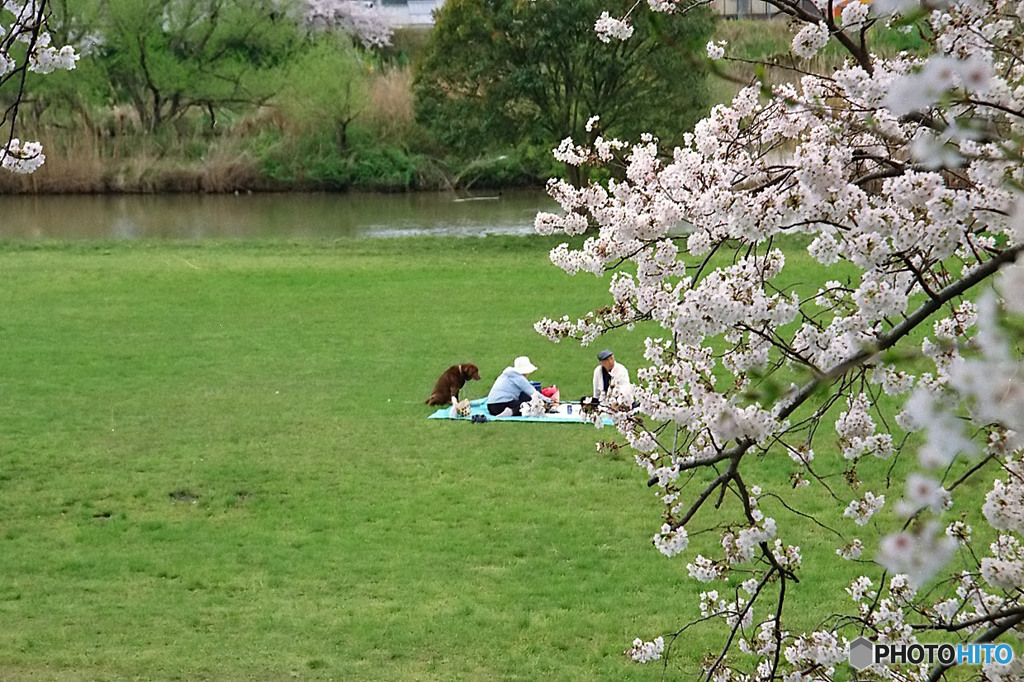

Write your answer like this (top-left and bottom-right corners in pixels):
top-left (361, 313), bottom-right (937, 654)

top-left (593, 349), bottom-right (632, 403)
top-left (486, 355), bottom-right (551, 417)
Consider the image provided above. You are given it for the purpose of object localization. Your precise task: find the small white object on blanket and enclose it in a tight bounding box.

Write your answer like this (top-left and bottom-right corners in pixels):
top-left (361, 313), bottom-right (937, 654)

top-left (520, 394), bottom-right (547, 417)
top-left (450, 397), bottom-right (471, 418)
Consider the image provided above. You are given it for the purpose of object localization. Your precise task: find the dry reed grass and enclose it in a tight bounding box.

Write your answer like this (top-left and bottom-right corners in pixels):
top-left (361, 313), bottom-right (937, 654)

top-left (363, 66), bottom-right (416, 145)
top-left (0, 123), bottom-right (275, 194)
top-left (0, 130), bottom-right (107, 194)
top-left (197, 150), bottom-right (264, 193)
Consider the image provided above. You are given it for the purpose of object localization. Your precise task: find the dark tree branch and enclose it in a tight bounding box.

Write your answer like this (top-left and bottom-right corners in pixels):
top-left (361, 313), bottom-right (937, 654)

top-left (926, 610), bottom-right (1024, 681)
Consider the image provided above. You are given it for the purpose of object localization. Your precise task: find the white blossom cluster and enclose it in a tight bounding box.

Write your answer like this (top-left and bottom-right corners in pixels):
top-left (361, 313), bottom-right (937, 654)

top-left (980, 534), bottom-right (1024, 591)
top-left (519, 393), bottom-right (548, 418)
top-left (843, 491), bottom-right (885, 526)
top-left (538, 0), bottom-right (1024, 675)
top-left (24, 30), bottom-right (77, 74)
top-left (895, 474), bottom-right (951, 517)
top-left (791, 22), bottom-right (830, 59)
top-left (836, 538), bottom-right (863, 560)
top-left (687, 554), bottom-right (727, 582)
top-left (302, 0), bottom-right (392, 48)
top-left (984, 450), bottom-right (1024, 534)
top-left (653, 522), bottom-right (689, 557)
top-left (738, 618), bottom-right (784, 657)
top-left (624, 635), bottom-right (664, 662)
top-left (593, 11), bottom-right (633, 43)
top-left (1, 1), bottom-right (79, 73)
top-left (700, 588), bottom-right (754, 629)
top-left (0, 137), bottom-right (44, 174)
top-left (835, 394), bottom-right (893, 460)
top-left (877, 523), bottom-right (958, 586)
top-left (782, 631), bottom-right (847, 677)
top-left (646, 0), bottom-right (679, 11)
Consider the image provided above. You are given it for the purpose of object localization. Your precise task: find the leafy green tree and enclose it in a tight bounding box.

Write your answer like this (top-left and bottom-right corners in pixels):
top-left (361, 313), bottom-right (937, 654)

top-left (83, 0), bottom-right (303, 132)
top-left (276, 35), bottom-right (369, 152)
top-left (413, 0), bottom-right (716, 172)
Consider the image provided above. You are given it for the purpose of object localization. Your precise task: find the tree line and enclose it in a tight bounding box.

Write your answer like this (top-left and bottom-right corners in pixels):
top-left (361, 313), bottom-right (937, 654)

top-left (0, 0), bottom-right (715, 193)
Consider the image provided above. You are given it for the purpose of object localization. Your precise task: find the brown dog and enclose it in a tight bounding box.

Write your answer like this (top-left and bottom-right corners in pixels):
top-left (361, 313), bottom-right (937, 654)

top-left (426, 363), bottom-right (482, 405)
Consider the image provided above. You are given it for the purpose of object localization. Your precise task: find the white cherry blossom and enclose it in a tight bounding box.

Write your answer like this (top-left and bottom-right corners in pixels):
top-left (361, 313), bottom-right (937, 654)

top-left (553, 0), bottom-right (1024, 674)
top-left (594, 12), bottom-right (633, 43)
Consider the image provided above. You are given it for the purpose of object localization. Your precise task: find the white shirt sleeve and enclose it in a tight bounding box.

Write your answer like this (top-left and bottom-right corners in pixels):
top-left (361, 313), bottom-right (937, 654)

top-left (611, 363), bottom-right (632, 400)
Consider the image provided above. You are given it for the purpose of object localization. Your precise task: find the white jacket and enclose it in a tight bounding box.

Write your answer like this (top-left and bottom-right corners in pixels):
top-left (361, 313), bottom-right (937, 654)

top-left (593, 362), bottom-right (632, 402)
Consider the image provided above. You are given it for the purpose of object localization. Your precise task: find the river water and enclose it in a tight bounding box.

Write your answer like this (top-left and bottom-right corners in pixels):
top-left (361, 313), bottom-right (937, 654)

top-left (0, 190), bottom-right (557, 240)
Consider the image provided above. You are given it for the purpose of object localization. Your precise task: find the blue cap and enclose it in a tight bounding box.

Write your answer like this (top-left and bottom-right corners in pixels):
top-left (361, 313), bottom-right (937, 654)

top-left (597, 349), bottom-right (613, 361)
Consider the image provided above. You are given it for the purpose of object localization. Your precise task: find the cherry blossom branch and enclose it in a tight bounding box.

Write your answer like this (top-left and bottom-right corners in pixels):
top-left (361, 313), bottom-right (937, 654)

top-left (701, 565), bottom-right (778, 682)
top-left (559, 2), bottom-right (1024, 675)
top-left (776, 243), bottom-right (1024, 425)
top-left (925, 610), bottom-right (1024, 681)
top-left (761, 491), bottom-right (845, 538)
top-left (768, 573), bottom-right (787, 679)
top-left (675, 467), bottom-right (735, 528)
top-left (1, 0), bottom-right (48, 150)
top-left (944, 451), bottom-right (999, 492)
top-left (914, 605), bottom-right (1024, 633)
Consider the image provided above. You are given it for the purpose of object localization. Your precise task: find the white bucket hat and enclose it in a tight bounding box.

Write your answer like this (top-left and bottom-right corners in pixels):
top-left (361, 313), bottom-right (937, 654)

top-left (513, 356), bottom-right (538, 375)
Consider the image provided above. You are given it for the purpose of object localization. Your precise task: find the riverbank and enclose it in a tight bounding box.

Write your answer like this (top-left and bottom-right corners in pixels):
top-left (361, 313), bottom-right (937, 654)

top-left (0, 131), bottom-right (550, 195)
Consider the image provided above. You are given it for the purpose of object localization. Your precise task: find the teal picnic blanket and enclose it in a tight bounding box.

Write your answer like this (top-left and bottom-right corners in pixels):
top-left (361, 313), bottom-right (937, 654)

top-left (428, 398), bottom-right (613, 425)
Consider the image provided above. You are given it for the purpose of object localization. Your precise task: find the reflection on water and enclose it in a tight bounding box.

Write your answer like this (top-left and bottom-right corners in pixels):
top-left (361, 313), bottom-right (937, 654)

top-left (0, 191), bottom-right (558, 240)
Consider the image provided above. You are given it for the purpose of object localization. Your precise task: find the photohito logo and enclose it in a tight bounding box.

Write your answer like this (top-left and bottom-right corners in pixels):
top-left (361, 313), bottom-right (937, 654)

top-left (848, 637), bottom-right (1015, 671)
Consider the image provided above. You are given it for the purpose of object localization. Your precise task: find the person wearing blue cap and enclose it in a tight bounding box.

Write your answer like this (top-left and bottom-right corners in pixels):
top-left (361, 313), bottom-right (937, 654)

top-left (592, 349), bottom-right (632, 403)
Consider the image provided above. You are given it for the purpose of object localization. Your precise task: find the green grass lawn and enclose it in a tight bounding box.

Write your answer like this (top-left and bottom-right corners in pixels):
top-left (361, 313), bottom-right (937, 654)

top-left (0, 236), bottom-right (982, 680)
top-left (0, 237), bottom-right (707, 680)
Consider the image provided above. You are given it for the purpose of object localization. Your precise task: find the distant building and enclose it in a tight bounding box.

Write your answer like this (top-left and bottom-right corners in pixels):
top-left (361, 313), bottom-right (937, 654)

top-left (370, 0), bottom-right (812, 27)
top-left (372, 0), bottom-right (445, 27)
top-left (712, 0), bottom-right (776, 18)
